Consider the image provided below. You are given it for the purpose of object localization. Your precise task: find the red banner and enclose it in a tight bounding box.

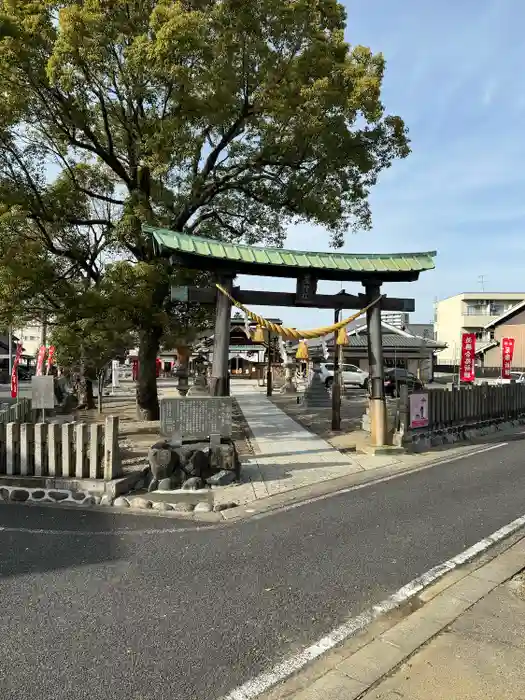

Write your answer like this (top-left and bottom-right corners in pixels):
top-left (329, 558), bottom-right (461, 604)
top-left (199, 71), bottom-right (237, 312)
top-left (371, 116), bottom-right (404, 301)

top-left (36, 345), bottom-right (47, 376)
top-left (10, 342), bottom-right (23, 399)
top-left (501, 337), bottom-right (515, 379)
top-left (46, 345), bottom-right (56, 374)
top-left (460, 333), bottom-right (476, 383)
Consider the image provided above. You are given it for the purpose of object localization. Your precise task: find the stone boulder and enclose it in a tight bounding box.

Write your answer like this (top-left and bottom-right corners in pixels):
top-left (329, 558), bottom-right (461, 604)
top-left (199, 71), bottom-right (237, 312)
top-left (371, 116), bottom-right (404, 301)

top-left (145, 438), bottom-right (241, 492)
top-left (181, 477), bottom-right (205, 490)
top-left (147, 440), bottom-right (182, 491)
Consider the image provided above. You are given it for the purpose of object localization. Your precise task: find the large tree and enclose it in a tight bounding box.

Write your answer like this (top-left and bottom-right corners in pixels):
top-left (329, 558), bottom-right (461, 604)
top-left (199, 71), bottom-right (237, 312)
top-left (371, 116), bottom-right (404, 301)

top-left (0, 0), bottom-right (409, 419)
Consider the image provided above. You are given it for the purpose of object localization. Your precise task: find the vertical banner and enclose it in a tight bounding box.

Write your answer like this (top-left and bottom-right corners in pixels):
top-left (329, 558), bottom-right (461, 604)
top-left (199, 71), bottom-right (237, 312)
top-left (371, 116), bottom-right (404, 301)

top-left (460, 333), bottom-right (476, 383)
top-left (36, 345), bottom-right (47, 376)
top-left (501, 337), bottom-right (515, 379)
top-left (10, 342), bottom-right (23, 399)
top-left (46, 345), bottom-right (56, 374)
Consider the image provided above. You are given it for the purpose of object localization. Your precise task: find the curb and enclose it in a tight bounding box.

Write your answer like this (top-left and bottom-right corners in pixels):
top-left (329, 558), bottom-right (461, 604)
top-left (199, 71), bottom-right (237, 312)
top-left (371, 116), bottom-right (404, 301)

top-left (218, 440), bottom-right (511, 523)
top-left (223, 514), bottom-right (525, 700)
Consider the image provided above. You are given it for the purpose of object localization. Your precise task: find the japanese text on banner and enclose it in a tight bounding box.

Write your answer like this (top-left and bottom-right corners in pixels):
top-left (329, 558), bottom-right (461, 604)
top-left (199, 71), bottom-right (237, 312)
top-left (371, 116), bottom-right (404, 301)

top-left (10, 342), bottom-right (23, 399)
top-left (460, 333), bottom-right (476, 383)
top-left (35, 345), bottom-right (47, 376)
top-left (501, 337), bottom-right (515, 380)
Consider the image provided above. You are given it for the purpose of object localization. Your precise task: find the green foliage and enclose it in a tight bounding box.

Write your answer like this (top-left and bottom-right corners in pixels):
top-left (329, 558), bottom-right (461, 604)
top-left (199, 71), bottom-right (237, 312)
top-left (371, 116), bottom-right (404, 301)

top-left (50, 320), bottom-right (135, 380)
top-left (0, 0), bottom-right (409, 414)
top-left (0, 0), bottom-right (409, 251)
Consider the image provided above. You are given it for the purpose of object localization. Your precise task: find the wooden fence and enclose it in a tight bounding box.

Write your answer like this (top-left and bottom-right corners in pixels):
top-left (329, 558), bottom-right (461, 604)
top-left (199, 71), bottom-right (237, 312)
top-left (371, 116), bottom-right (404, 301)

top-left (0, 398), bottom-right (33, 424)
top-left (420, 384), bottom-right (525, 430)
top-left (0, 416), bottom-right (120, 481)
top-left (398, 384), bottom-right (525, 448)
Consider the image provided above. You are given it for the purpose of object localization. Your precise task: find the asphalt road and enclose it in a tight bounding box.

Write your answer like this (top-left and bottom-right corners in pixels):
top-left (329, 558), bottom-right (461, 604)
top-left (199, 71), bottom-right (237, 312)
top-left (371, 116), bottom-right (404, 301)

top-left (2, 437), bottom-right (525, 700)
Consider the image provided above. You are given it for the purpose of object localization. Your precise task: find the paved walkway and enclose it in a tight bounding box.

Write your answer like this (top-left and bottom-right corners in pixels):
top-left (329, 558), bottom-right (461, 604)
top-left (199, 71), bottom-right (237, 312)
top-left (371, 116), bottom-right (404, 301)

top-left (231, 382), bottom-right (365, 501)
top-left (225, 382), bottom-right (516, 508)
top-left (273, 536), bottom-right (525, 700)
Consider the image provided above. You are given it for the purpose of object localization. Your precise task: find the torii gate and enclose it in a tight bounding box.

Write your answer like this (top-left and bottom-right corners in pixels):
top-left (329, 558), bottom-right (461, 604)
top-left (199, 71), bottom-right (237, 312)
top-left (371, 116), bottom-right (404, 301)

top-left (147, 224), bottom-right (436, 446)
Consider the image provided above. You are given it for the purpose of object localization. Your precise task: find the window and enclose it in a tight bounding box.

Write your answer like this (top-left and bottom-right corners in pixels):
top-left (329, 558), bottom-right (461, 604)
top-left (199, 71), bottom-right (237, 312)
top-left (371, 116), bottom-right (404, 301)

top-left (489, 302), bottom-right (504, 315)
top-left (343, 364), bottom-right (360, 372)
top-left (465, 302), bottom-right (487, 316)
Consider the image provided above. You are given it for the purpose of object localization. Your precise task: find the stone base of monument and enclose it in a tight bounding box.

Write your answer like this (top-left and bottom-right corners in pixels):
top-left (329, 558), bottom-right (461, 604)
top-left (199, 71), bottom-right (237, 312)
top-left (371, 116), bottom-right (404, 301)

top-left (145, 437), bottom-right (240, 493)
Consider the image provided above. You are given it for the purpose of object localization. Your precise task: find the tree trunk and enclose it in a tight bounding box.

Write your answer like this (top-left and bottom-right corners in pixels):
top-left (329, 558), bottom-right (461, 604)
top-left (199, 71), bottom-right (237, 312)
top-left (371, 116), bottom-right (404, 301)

top-left (72, 374), bottom-right (95, 410)
top-left (85, 378), bottom-right (95, 410)
top-left (136, 325), bottom-right (163, 420)
top-left (97, 372), bottom-right (104, 414)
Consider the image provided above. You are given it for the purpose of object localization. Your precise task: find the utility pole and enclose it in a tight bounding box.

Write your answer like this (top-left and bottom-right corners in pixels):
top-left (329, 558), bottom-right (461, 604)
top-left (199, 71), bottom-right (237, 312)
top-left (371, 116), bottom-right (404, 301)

top-left (41, 314), bottom-right (48, 347)
top-left (478, 274), bottom-right (487, 292)
top-left (8, 326), bottom-right (13, 376)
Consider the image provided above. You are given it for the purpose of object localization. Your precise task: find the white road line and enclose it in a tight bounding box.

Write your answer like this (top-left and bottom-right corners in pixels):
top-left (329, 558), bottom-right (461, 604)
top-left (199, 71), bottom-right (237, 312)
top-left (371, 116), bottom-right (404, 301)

top-left (249, 442), bottom-right (509, 520)
top-left (0, 525), bottom-right (208, 536)
top-left (221, 511), bottom-right (525, 700)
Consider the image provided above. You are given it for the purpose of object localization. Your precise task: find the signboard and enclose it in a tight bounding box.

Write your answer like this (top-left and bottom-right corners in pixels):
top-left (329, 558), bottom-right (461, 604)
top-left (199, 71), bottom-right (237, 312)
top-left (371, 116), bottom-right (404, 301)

top-left (459, 333), bottom-right (476, 383)
top-left (160, 397), bottom-right (233, 440)
top-left (31, 375), bottom-right (55, 409)
top-left (409, 392), bottom-right (429, 429)
top-left (295, 273), bottom-right (318, 305)
top-left (501, 337), bottom-right (515, 379)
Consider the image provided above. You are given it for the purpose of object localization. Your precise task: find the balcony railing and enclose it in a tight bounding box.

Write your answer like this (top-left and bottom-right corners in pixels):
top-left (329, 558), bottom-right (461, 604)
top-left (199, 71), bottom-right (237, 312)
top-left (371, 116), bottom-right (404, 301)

top-left (464, 308), bottom-right (507, 316)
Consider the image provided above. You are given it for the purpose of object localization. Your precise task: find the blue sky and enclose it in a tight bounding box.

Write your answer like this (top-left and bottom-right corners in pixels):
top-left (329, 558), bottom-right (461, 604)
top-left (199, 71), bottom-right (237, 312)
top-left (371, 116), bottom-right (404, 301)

top-left (239, 0), bottom-right (525, 328)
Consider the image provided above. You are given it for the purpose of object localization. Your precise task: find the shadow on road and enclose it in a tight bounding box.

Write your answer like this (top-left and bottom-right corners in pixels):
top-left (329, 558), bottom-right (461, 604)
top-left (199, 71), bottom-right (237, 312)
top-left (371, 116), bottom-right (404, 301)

top-left (0, 505), bottom-right (129, 580)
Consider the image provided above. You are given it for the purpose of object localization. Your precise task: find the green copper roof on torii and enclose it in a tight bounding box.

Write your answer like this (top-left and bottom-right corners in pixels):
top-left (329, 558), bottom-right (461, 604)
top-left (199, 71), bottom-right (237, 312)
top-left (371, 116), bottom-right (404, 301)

top-left (145, 225), bottom-right (436, 280)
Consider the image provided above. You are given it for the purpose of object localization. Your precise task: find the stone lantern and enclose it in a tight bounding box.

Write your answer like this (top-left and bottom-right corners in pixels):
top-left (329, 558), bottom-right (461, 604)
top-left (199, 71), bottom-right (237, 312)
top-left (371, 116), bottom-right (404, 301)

top-left (175, 345), bottom-right (191, 396)
top-left (188, 353), bottom-right (210, 396)
top-left (280, 340), bottom-right (297, 394)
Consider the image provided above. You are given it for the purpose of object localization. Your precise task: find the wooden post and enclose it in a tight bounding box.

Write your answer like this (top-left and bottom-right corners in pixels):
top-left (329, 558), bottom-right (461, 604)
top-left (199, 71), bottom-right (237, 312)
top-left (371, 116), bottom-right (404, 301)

top-left (104, 416), bottom-right (120, 480)
top-left (266, 331), bottom-right (273, 397)
top-left (364, 282), bottom-right (387, 446)
top-left (0, 423), bottom-right (5, 474)
top-left (48, 423), bottom-right (61, 477)
top-left (34, 423), bottom-right (48, 477)
top-left (62, 423), bottom-right (75, 478)
top-left (210, 274), bottom-right (233, 396)
top-left (331, 307), bottom-right (342, 431)
top-left (20, 423), bottom-right (33, 476)
top-left (6, 423), bottom-right (19, 475)
top-left (75, 423), bottom-right (88, 478)
top-left (89, 424), bottom-right (103, 479)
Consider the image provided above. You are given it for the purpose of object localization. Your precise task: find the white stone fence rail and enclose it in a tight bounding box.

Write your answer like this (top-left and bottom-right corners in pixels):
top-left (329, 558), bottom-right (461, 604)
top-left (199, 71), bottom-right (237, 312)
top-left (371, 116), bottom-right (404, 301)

top-left (0, 416), bottom-right (120, 481)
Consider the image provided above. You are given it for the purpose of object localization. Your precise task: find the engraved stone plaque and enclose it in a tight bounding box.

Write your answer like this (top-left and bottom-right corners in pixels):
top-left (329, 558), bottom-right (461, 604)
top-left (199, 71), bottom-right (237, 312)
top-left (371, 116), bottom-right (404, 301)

top-left (160, 397), bottom-right (233, 440)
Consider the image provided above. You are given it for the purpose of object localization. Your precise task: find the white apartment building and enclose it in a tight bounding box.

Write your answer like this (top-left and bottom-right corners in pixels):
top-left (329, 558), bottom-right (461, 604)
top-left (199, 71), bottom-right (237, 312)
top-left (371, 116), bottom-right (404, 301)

top-left (380, 311), bottom-right (409, 329)
top-left (434, 292), bottom-right (525, 364)
top-left (14, 322), bottom-right (44, 357)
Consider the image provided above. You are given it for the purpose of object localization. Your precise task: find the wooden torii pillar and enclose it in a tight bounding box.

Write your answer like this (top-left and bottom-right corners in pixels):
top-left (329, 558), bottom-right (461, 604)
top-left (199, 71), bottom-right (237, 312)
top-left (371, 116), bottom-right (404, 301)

top-left (209, 274), bottom-right (234, 397)
top-left (364, 280), bottom-right (387, 446)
